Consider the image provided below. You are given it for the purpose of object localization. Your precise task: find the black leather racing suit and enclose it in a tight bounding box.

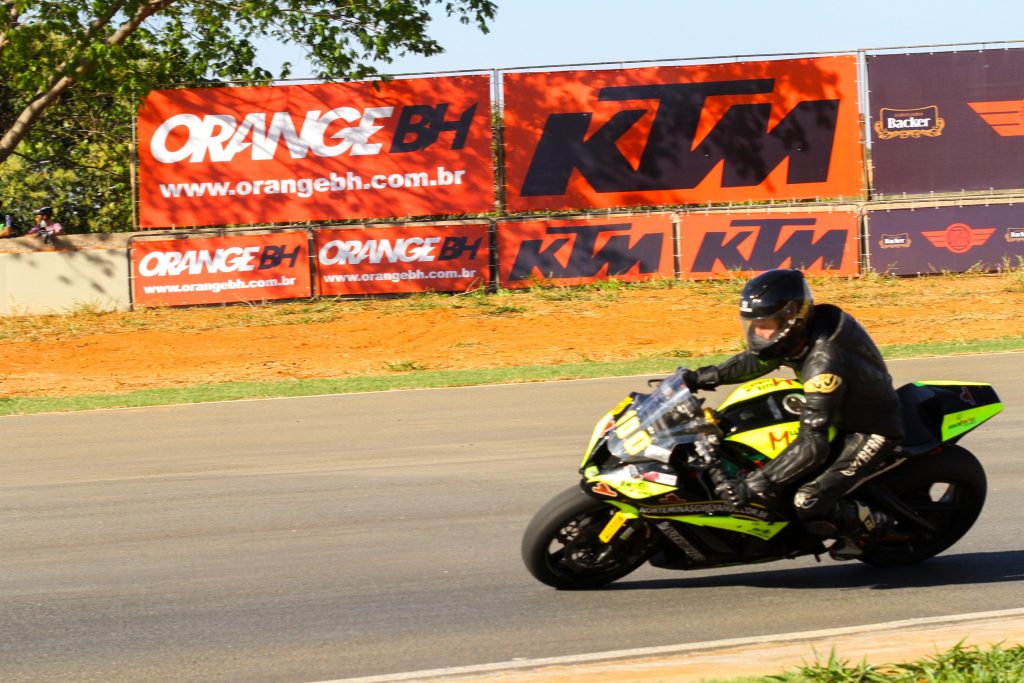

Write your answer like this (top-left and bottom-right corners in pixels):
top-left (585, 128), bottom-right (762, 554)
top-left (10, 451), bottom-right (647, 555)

top-left (696, 304), bottom-right (905, 526)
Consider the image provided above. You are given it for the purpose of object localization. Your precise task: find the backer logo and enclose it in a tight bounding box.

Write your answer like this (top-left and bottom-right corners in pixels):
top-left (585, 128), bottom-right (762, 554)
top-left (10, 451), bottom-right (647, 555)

top-left (1006, 228), bottom-right (1024, 243)
top-left (921, 223), bottom-right (996, 254)
top-left (967, 100), bottom-right (1024, 137)
top-left (874, 106), bottom-right (944, 139)
top-left (879, 233), bottom-right (912, 248)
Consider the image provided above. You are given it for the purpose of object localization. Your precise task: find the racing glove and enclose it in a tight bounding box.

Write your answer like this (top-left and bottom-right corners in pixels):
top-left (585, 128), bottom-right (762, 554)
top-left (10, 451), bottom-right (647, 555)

top-left (715, 470), bottom-right (780, 510)
top-left (682, 366), bottom-right (720, 391)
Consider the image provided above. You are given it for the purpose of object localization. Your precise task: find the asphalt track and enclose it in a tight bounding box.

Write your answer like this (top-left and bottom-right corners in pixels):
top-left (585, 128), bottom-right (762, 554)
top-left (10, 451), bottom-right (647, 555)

top-left (2, 353), bottom-right (1023, 682)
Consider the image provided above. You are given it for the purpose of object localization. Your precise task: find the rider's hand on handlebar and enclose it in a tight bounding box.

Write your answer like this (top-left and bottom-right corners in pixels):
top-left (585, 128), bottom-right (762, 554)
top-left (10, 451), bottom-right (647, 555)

top-left (715, 478), bottom-right (752, 509)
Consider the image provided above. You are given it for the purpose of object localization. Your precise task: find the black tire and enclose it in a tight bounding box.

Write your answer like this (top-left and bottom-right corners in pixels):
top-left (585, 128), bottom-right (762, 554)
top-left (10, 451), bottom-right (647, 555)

top-left (522, 485), bottom-right (654, 589)
top-left (859, 446), bottom-right (986, 567)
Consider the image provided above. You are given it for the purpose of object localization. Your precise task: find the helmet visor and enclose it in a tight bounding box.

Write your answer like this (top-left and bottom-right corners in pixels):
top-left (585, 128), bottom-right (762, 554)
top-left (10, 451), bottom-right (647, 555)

top-left (741, 300), bottom-right (799, 353)
top-left (742, 316), bottom-right (784, 351)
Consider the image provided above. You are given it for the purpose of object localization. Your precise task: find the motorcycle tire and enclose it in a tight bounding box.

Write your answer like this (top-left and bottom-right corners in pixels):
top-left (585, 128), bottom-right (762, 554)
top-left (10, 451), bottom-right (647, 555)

top-left (858, 446), bottom-right (987, 567)
top-left (522, 485), bottom-right (653, 590)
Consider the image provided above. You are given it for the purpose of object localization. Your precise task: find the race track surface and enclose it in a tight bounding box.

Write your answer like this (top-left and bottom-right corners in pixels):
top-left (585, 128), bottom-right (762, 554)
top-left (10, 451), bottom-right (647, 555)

top-left (2, 354), bottom-right (1022, 682)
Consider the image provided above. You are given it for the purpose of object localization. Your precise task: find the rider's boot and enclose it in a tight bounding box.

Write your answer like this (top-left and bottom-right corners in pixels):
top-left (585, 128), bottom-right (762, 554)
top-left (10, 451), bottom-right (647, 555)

top-left (828, 500), bottom-right (893, 561)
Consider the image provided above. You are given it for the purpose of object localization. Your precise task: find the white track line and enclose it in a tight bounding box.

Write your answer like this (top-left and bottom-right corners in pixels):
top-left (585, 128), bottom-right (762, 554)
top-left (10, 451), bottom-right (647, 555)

top-left (313, 607), bottom-right (1024, 683)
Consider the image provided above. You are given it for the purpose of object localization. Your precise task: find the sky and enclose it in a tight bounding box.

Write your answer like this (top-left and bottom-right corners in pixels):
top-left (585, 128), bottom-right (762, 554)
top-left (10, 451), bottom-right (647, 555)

top-left (257, 0), bottom-right (1024, 78)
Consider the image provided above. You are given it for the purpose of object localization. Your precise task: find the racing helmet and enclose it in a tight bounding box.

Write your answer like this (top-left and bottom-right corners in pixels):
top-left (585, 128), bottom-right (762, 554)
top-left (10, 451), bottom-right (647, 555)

top-left (739, 269), bottom-right (814, 360)
top-left (34, 206), bottom-right (53, 219)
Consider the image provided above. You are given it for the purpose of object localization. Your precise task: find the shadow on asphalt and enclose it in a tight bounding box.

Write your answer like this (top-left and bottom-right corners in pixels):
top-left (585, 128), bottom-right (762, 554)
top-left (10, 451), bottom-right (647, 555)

top-left (606, 549), bottom-right (1024, 591)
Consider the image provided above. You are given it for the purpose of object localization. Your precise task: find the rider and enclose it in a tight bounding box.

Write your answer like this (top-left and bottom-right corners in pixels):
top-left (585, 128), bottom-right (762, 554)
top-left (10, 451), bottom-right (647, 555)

top-left (685, 269), bottom-right (905, 560)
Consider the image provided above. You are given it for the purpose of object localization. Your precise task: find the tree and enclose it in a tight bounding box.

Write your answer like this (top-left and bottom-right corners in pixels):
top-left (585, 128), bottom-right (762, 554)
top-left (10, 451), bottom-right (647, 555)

top-left (0, 1), bottom-right (496, 231)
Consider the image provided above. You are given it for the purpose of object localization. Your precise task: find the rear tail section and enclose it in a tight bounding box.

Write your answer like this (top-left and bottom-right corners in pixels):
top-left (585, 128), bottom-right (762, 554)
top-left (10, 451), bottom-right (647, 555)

top-left (898, 381), bottom-right (1002, 453)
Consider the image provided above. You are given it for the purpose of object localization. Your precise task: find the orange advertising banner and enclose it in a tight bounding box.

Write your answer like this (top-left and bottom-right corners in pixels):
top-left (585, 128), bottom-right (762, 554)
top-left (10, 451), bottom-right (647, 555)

top-left (137, 76), bottom-right (494, 228)
top-left (132, 231), bottom-right (312, 307)
top-left (497, 214), bottom-right (675, 289)
top-left (678, 210), bottom-right (860, 279)
top-left (503, 56), bottom-right (864, 212)
top-left (314, 224), bottom-right (490, 295)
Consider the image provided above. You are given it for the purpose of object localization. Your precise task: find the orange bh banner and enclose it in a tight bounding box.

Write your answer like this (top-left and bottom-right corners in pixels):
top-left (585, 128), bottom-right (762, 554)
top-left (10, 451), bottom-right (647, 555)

top-left (132, 231), bottom-right (312, 307)
top-left (314, 223), bottom-right (491, 295)
top-left (503, 55), bottom-right (864, 212)
top-left (137, 75), bottom-right (494, 228)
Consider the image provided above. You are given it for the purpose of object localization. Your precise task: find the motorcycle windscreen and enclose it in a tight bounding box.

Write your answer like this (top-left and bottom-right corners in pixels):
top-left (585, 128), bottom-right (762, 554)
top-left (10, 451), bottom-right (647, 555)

top-left (606, 369), bottom-right (705, 463)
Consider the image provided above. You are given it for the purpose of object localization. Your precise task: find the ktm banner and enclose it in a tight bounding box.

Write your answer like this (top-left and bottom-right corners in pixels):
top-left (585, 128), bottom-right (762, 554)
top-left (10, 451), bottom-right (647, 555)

top-left (314, 223), bottom-right (490, 295)
top-left (678, 210), bottom-right (860, 279)
top-left (132, 231), bottom-right (312, 307)
top-left (497, 215), bottom-right (675, 289)
top-left (866, 204), bottom-right (1024, 275)
top-left (137, 76), bottom-right (494, 228)
top-left (868, 49), bottom-right (1024, 195)
top-left (503, 56), bottom-right (864, 213)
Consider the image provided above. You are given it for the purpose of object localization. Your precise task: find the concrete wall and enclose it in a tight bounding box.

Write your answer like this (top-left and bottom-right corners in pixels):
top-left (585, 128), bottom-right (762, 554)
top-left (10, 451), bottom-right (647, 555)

top-left (0, 233), bottom-right (133, 315)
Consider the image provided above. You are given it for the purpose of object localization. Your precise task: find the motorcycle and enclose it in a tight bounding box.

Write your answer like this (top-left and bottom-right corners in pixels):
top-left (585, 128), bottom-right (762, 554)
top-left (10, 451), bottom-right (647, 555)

top-left (522, 367), bottom-right (1002, 589)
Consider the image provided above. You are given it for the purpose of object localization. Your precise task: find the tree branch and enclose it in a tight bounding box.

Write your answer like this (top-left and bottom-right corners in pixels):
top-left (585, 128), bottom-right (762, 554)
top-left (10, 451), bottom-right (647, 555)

top-left (0, 0), bottom-right (177, 163)
top-left (0, 2), bottom-right (21, 59)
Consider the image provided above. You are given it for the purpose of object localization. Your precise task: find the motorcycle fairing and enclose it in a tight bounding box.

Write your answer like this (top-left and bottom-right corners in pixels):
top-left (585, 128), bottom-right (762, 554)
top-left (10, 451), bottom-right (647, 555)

top-left (666, 515), bottom-right (788, 541)
top-left (584, 466), bottom-right (792, 541)
top-left (589, 471), bottom-right (677, 500)
top-left (899, 381), bottom-right (1003, 451)
top-left (580, 395), bottom-right (637, 467)
top-left (718, 377), bottom-right (803, 412)
top-left (725, 421), bottom-right (800, 459)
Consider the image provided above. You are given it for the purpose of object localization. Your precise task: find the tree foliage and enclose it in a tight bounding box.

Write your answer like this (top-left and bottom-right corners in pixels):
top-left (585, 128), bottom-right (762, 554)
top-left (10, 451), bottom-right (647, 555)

top-left (0, 1), bottom-right (496, 232)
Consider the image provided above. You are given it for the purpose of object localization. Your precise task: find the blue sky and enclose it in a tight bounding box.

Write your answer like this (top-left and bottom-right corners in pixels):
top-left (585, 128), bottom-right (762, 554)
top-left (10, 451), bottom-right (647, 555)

top-left (258, 1), bottom-right (1024, 78)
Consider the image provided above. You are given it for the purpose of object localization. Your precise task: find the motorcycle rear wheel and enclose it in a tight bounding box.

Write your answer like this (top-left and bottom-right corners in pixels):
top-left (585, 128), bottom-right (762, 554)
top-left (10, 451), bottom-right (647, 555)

top-left (859, 446), bottom-right (986, 567)
top-left (522, 485), bottom-right (653, 589)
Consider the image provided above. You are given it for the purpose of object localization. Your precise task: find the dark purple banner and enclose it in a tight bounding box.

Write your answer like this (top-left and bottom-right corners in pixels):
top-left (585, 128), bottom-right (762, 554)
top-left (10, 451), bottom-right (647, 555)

top-left (866, 203), bottom-right (1024, 275)
top-left (867, 49), bottom-right (1024, 195)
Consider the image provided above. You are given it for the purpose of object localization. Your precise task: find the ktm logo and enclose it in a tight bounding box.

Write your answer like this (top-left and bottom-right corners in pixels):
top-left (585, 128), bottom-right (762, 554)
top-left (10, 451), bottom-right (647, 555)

top-left (691, 218), bottom-right (850, 272)
top-left (508, 223), bottom-right (664, 281)
top-left (521, 79), bottom-right (840, 196)
top-left (968, 100), bottom-right (1024, 136)
top-left (921, 223), bottom-right (996, 254)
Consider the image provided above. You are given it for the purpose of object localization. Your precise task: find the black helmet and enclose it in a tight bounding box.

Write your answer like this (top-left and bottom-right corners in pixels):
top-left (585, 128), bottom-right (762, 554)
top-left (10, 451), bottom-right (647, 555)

top-left (739, 269), bottom-right (814, 360)
top-left (34, 206), bottom-right (53, 218)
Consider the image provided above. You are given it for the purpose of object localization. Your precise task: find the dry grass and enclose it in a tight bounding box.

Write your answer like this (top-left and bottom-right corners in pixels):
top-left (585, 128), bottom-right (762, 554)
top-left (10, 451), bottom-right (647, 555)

top-left (1, 271), bottom-right (1021, 344)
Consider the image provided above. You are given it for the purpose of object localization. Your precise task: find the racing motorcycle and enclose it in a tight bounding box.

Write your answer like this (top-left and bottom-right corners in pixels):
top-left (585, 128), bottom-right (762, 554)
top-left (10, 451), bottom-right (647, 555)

top-left (522, 367), bottom-right (1002, 589)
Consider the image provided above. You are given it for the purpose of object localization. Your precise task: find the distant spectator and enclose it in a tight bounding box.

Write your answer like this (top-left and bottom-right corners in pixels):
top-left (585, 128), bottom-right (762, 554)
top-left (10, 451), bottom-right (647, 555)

top-left (27, 206), bottom-right (63, 244)
top-left (0, 213), bottom-right (11, 238)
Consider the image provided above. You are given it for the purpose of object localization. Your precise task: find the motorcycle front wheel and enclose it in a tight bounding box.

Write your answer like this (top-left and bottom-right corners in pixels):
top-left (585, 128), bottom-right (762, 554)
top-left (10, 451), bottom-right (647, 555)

top-left (521, 485), bottom-right (653, 589)
top-left (859, 446), bottom-right (987, 567)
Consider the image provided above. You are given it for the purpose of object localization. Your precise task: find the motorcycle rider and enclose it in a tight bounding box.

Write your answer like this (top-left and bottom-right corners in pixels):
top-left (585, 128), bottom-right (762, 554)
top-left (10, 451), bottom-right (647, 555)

top-left (685, 269), bottom-right (904, 560)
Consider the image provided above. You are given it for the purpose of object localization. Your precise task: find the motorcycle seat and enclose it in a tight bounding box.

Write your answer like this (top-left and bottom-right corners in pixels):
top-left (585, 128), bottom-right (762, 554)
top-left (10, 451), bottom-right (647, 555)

top-left (896, 383), bottom-right (942, 456)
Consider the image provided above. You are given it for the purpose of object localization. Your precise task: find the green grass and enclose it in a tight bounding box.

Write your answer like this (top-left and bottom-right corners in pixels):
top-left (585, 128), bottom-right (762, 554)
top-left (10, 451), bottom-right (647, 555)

top-left (704, 642), bottom-right (1024, 682)
top-left (3, 336), bottom-right (1023, 416)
